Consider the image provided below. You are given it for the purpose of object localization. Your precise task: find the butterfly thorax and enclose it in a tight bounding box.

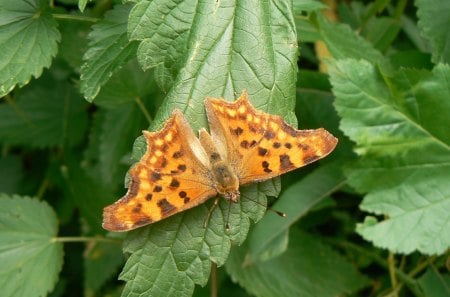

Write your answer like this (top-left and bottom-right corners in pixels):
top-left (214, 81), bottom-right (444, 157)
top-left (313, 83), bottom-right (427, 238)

top-left (199, 128), bottom-right (240, 202)
top-left (211, 161), bottom-right (240, 202)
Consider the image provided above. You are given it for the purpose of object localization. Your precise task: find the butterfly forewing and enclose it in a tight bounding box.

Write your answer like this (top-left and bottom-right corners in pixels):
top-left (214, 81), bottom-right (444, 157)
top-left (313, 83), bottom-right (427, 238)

top-left (205, 91), bottom-right (338, 185)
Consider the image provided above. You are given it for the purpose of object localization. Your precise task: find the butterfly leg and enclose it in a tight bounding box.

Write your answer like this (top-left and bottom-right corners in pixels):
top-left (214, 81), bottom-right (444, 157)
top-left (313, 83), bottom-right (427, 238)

top-left (204, 197), bottom-right (220, 229)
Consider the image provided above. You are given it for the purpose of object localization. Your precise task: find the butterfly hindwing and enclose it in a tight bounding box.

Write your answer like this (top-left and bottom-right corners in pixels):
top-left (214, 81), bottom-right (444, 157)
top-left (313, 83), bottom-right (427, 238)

top-left (102, 111), bottom-right (217, 231)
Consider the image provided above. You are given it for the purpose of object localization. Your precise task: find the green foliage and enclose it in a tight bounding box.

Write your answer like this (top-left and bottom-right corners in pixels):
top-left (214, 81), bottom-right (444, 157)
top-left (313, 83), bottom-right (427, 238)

top-left (226, 229), bottom-right (369, 297)
top-left (0, 194), bottom-right (63, 297)
top-left (0, 0), bottom-right (60, 96)
top-left (331, 61), bottom-right (450, 255)
top-left (0, 0), bottom-right (448, 297)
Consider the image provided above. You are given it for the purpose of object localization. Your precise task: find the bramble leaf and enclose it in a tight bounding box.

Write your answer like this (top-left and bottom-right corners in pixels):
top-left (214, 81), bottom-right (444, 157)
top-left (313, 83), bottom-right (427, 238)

top-left (0, 194), bottom-right (63, 297)
top-left (331, 60), bottom-right (450, 255)
top-left (0, 0), bottom-right (60, 96)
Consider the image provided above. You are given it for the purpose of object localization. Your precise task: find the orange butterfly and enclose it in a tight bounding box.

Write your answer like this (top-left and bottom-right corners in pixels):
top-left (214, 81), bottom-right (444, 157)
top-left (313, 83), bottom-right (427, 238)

top-left (103, 91), bottom-right (338, 231)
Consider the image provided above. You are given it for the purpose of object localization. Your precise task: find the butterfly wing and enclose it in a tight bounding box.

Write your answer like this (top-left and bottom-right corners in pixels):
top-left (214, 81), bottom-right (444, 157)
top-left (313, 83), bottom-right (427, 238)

top-left (205, 91), bottom-right (338, 185)
top-left (103, 110), bottom-right (217, 232)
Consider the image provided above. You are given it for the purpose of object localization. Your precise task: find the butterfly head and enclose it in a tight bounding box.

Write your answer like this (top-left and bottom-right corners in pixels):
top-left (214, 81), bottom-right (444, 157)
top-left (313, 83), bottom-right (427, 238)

top-left (222, 188), bottom-right (240, 203)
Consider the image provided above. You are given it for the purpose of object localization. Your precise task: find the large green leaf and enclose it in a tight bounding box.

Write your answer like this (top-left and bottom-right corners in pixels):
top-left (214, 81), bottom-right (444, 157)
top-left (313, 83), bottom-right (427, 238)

top-left (0, 0), bottom-right (60, 97)
top-left (0, 194), bottom-right (63, 297)
top-left (121, 1), bottom-right (298, 296)
top-left (416, 0), bottom-right (450, 64)
top-left (0, 72), bottom-right (88, 148)
top-left (331, 60), bottom-right (450, 255)
top-left (120, 184), bottom-right (267, 297)
top-left (80, 4), bottom-right (138, 101)
top-left (226, 230), bottom-right (369, 297)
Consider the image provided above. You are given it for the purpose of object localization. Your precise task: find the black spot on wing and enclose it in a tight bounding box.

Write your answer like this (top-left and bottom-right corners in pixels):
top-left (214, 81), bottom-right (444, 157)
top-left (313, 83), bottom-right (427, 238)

top-left (157, 198), bottom-right (176, 216)
top-left (280, 154), bottom-right (294, 171)
top-left (170, 179), bottom-right (180, 188)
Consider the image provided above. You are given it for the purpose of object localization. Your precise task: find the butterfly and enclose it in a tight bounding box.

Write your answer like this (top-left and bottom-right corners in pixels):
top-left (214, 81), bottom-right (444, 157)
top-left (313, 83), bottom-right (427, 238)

top-left (102, 91), bottom-right (338, 231)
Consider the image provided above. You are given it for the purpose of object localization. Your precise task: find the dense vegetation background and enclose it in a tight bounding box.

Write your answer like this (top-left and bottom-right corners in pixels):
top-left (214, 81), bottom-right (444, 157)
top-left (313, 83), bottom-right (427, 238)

top-left (0, 0), bottom-right (448, 296)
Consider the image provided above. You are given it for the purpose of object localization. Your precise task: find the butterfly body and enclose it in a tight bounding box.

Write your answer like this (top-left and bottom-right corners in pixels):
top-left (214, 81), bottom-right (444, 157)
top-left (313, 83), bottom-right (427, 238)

top-left (103, 91), bottom-right (338, 232)
top-left (199, 128), bottom-right (240, 202)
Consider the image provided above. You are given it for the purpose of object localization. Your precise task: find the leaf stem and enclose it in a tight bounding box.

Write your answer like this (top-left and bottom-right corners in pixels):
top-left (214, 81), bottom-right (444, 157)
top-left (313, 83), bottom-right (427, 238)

top-left (134, 97), bottom-right (153, 125)
top-left (53, 236), bottom-right (122, 244)
top-left (388, 252), bottom-right (398, 297)
top-left (52, 13), bottom-right (98, 23)
top-left (210, 262), bottom-right (218, 297)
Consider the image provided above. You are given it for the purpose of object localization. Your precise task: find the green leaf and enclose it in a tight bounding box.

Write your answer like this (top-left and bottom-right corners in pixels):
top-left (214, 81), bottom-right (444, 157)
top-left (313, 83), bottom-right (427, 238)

top-left (96, 102), bottom-right (148, 187)
top-left (0, 0), bottom-right (60, 96)
top-left (362, 17), bottom-right (401, 52)
top-left (121, 1), bottom-right (298, 296)
top-left (130, 0), bottom-right (298, 131)
top-left (128, 0), bottom-right (196, 91)
top-left (0, 72), bottom-right (88, 148)
top-left (81, 4), bottom-right (139, 101)
top-left (61, 155), bottom-right (115, 234)
top-left (92, 59), bottom-right (157, 108)
top-left (84, 240), bottom-right (124, 294)
top-left (0, 156), bottom-right (23, 194)
top-left (246, 161), bottom-right (345, 262)
top-left (120, 184), bottom-right (267, 297)
top-left (0, 194), bottom-right (63, 297)
top-left (58, 17), bottom-right (91, 69)
top-left (417, 267), bottom-right (450, 297)
top-left (317, 13), bottom-right (385, 64)
top-left (416, 0), bottom-right (450, 64)
top-left (226, 230), bottom-right (369, 297)
top-left (331, 60), bottom-right (450, 255)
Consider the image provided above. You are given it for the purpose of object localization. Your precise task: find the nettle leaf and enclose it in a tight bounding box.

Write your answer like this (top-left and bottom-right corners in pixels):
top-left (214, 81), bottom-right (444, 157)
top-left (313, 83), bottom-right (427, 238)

top-left (331, 60), bottom-right (450, 255)
top-left (120, 184), bottom-right (266, 297)
top-left (0, 0), bottom-right (60, 96)
top-left (84, 240), bottom-right (124, 294)
top-left (120, 1), bottom-right (298, 296)
top-left (128, 0), bottom-right (196, 91)
top-left (81, 3), bottom-right (139, 101)
top-left (0, 72), bottom-right (88, 148)
top-left (226, 230), bottom-right (369, 297)
top-left (416, 0), bottom-right (450, 64)
top-left (0, 194), bottom-right (63, 297)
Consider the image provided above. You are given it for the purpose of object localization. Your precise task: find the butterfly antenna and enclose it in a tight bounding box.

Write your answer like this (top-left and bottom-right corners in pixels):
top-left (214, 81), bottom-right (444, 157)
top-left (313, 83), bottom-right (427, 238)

top-left (204, 197), bottom-right (220, 229)
top-left (243, 196), bottom-right (286, 218)
top-left (225, 200), bottom-right (232, 232)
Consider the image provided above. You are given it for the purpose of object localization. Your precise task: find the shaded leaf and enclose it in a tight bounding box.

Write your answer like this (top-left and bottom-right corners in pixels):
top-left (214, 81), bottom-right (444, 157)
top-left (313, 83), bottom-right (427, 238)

top-left (416, 0), bottom-right (450, 64)
top-left (84, 241), bottom-right (124, 294)
top-left (317, 13), bottom-right (384, 64)
top-left (246, 161), bottom-right (345, 262)
top-left (0, 0), bottom-right (60, 96)
top-left (0, 194), bottom-right (63, 297)
top-left (226, 230), bottom-right (369, 297)
top-left (0, 72), bottom-right (88, 148)
top-left (331, 60), bottom-right (450, 255)
top-left (417, 267), bottom-right (450, 297)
